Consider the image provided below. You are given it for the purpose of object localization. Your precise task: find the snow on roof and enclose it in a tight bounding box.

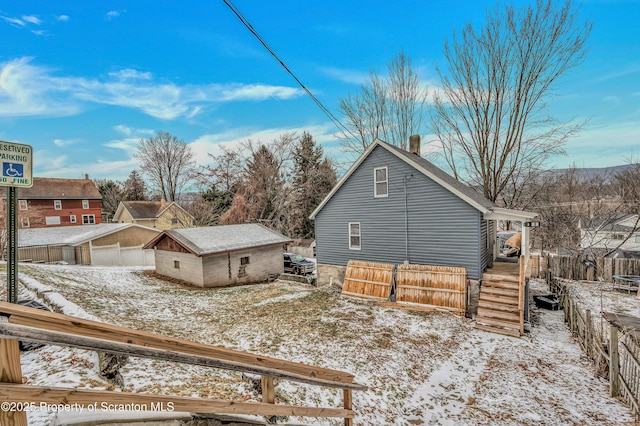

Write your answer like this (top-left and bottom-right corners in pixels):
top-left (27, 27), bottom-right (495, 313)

top-left (158, 223), bottom-right (292, 256)
top-left (18, 223), bottom-right (154, 247)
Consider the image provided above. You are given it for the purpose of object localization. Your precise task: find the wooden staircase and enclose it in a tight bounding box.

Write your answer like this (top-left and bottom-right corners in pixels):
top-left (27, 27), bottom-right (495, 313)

top-left (476, 272), bottom-right (523, 337)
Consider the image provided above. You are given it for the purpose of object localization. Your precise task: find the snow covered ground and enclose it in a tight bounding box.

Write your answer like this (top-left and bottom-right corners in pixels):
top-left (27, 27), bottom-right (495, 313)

top-left (1, 263), bottom-right (638, 425)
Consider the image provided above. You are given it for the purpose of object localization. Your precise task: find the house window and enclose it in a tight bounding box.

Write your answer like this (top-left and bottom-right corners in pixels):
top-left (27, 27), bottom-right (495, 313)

top-left (613, 234), bottom-right (625, 240)
top-left (21, 217), bottom-right (30, 228)
top-left (82, 214), bottom-right (95, 224)
top-left (19, 200), bottom-right (27, 211)
top-left (240, 256), bottom-right (250, 265)
top-left (171, 217), bottom-right (178, 225)
top-left (174, 260), bottom-right (180, 269)
top-left (45, 216), bottom-right (61, 225)
top-left (54, 200), bottom-right (62, 210)
top-left (70, 215), bottom-right (77, 223)
top-left (374, 166), bottom-right (388, 197)
top-left (349, 222), bottom-right (361, 250)
top-left (82, 199), bottom-right (89, 209)
top-left (635, 235), bottom-right (640, 243)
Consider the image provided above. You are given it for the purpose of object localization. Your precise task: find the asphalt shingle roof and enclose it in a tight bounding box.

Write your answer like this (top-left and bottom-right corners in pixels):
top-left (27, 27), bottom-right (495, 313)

top-left (162, 224), bottom-right (291, 256)
top-left (19, 178), bottom-right (102, 199)
top-left (122, 201), bottom-right (172, 219)
top-left (18, 223), bottom-right (145, 247)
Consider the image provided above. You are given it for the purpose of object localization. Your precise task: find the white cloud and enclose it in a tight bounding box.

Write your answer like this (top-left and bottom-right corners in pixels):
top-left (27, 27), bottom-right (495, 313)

top-left (104, 137), bottom-right (140, 151)
top-left (106, 11), bottom-right (120, 20)
top-left (0, 57), bottom-right (303, 119)
top-left (109, 69), bottom-right (152, 80)
top-left (320, 66), bottom-right (370, 85)
top-left (57, 15), bottom-right (69, 22)
top-left (22, 15), bottom-right (41, 25)
top-left (53, 138), bottom-right (76, 147)
top-left (1, 16), bottom-right (26, 27)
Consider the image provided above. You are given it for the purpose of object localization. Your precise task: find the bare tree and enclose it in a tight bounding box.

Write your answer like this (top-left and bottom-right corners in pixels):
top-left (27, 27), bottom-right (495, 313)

top-left (338, 51), bottom-right (429, 154)
top-left (136, 131), bottom-right (196, 202)
top-left (431, 0), bottom-right (591, 206)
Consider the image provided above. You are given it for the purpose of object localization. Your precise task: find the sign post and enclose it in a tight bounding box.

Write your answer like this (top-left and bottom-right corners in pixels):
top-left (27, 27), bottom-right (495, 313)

top-left (0, 141), bottom-right (33, 303)
top-left (0, 141), bottom-right (32, 426)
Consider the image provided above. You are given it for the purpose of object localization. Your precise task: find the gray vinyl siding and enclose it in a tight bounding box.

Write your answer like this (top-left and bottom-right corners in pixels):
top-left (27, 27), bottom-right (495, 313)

top-left (315, 145), bottom-right (484, 279)
top-left (480, 219), bottom-right (495, 273)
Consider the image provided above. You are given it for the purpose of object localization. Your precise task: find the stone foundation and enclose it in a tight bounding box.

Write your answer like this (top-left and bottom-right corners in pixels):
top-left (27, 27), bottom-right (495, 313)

top-left (317, 263), bottom-right (347, 289)
top-left (467, 279), bottom-right (481, 317)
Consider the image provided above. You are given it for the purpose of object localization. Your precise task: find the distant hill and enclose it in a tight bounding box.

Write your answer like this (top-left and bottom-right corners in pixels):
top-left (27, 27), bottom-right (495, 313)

top-left (545, 164), bottom-right (636, 182)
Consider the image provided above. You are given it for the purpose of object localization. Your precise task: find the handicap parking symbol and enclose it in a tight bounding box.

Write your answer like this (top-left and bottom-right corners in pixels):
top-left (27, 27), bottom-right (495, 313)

top-left (3, 163), bottom-right (24, 178)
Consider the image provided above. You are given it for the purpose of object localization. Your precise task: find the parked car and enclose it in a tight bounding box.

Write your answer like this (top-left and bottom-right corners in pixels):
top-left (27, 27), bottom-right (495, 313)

top-left (283, 252), bottom-right (316, 275)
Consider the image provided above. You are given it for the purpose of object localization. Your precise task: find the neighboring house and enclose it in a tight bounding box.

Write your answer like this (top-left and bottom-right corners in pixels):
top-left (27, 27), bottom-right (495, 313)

top-left (309, 138), bottom-right (538, 287)
top-left (112, 200), bottom-right (194, 230)
top-left (579, 214), bottom-right (640, 252)
top-left (143, 223), bottom-right (291, 287)
top-left (2, 177), bottom-right (102, 228)
top-left (287, 238), bottom-right (316, 258)
top-left (18, 223), bottom-right (160, 266)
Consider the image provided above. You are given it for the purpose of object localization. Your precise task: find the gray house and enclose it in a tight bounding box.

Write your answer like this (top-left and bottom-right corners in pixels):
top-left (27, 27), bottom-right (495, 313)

top-left (143, 223), bottom-right (291, 287)
top-left (310, 138), bottom-right (537, 287)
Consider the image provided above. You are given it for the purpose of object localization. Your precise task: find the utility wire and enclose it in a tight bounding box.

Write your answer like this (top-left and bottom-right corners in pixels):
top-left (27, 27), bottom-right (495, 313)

top-left (221, 0), bottom-right (353, 137)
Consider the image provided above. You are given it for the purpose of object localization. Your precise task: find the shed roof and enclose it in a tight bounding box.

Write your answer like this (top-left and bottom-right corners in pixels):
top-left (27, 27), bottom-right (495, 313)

top-left (18, 223), bottom-right (159, 247)
top-left (19, 178), bottom-right (101, 200)
top-left (144, 223), bottom-right (291, 257)
top-left (309, 139), bottom-right (537, 221)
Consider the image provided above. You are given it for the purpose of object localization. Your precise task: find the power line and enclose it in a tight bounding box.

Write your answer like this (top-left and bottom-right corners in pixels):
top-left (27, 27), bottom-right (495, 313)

top-left (221, 0), bottom-right (352, 137)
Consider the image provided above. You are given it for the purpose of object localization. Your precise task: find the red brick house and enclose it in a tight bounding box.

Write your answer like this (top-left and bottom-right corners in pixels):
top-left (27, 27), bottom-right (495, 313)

top-left (4, 177), bottom-right (103, 228)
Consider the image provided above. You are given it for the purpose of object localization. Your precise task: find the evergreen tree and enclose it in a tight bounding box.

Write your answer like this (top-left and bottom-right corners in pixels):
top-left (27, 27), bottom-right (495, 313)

top-left (291, 132), bottom-right (337, 238)
top-left (123, 170), bottom-right (148, 200)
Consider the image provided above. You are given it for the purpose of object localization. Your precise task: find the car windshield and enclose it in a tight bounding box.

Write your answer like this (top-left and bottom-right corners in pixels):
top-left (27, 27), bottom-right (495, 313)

top-left (292, 254), bottom-right (305, 261)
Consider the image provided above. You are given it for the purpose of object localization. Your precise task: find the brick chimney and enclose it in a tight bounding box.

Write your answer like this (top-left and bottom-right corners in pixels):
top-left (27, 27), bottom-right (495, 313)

top-left (409, 134), bottom-right (421, 156)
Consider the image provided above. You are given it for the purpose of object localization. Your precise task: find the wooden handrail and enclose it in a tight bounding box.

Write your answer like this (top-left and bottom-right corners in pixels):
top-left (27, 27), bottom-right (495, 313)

top-left (518, 255), bottom-right (525, 336)
top-left (0, 322), bottom-right (365, 391)
top-left (0, 384), bottom-right (354, 419)
top-left (0, 302), bottom-right (366, 424)
top-left (0, 301), bottom-right (355, 384)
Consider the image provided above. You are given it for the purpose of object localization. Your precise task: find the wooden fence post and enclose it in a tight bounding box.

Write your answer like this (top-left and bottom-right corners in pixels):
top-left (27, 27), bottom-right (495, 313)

top-left (261, 376), bottom-right (275, 404)
top-left (586, 310), bottom-right (592, 358)
top-left (610, 326), bottom-right (620, 398)
top-left (344, 389), bottom-right (353, 426)
top-left (0, 338), bottom-right (28, 426)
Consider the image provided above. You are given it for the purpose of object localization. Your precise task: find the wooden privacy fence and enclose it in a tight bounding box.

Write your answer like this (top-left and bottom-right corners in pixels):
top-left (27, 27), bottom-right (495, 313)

top-left (551, 278), bottom-right (640, 417)
top-left (547, 256), bottom-right (640, 282)
top-left (396, 264), bottom-right (467, 316)
top-left (342, 260), bottom-right (394, 301)
top-left (342, 260), bottom-right (467, 314)
top-left (0, 302), bottom-right (366, 426)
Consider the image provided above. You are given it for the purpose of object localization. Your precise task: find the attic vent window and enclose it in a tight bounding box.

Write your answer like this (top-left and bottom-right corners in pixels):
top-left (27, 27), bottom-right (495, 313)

top-left (171, 217), bottom-right (178, 225)
top-left (374, 167), bottom-right (388, 198)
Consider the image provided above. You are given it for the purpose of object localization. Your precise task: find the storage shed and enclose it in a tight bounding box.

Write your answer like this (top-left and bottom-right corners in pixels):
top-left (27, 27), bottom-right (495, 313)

top-left (143, 224), bottom-right (291, 287)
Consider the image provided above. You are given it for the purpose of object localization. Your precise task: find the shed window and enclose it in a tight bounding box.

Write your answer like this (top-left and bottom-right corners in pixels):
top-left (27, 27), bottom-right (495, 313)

top-left (82, 199), bottom-right (89, 209)
top-left (349, 222), bottom-right (361, 250)
top-left (54, 200), bottom-right (62, 210)
top-left (240, 256), bottom-right (250, 265)
top-left (174, 260), bottom-right (180, 269)
top-left (374, 167), bottom-right (388, 197)
top-left (19, 200), bottom-right (27, 211)
top-left (82, 214), bottom-right (95, 224)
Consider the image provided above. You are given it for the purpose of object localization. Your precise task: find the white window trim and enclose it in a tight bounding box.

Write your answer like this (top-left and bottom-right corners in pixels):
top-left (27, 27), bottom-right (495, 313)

top-left (70, 215), bottom-right (77, 223)
top-left (374, 166), bottom-right (388, 198)
top-left (349, 222), bottom-right (361, 250)
top-left (82, 214), bottom-right (95, 224)
top-left (82, 199), bottom-right (89, 209)
top-left (21, 217), bottom-right (30, 228)
top-left (19, 200), bottom-right (27, 211)
top-left (54, 200), bottom-right (62, 210)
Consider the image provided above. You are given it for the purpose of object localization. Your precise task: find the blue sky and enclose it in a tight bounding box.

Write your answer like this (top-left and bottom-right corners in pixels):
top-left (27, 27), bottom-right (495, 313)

top-left (0, 0), bottom-right (639, 181)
